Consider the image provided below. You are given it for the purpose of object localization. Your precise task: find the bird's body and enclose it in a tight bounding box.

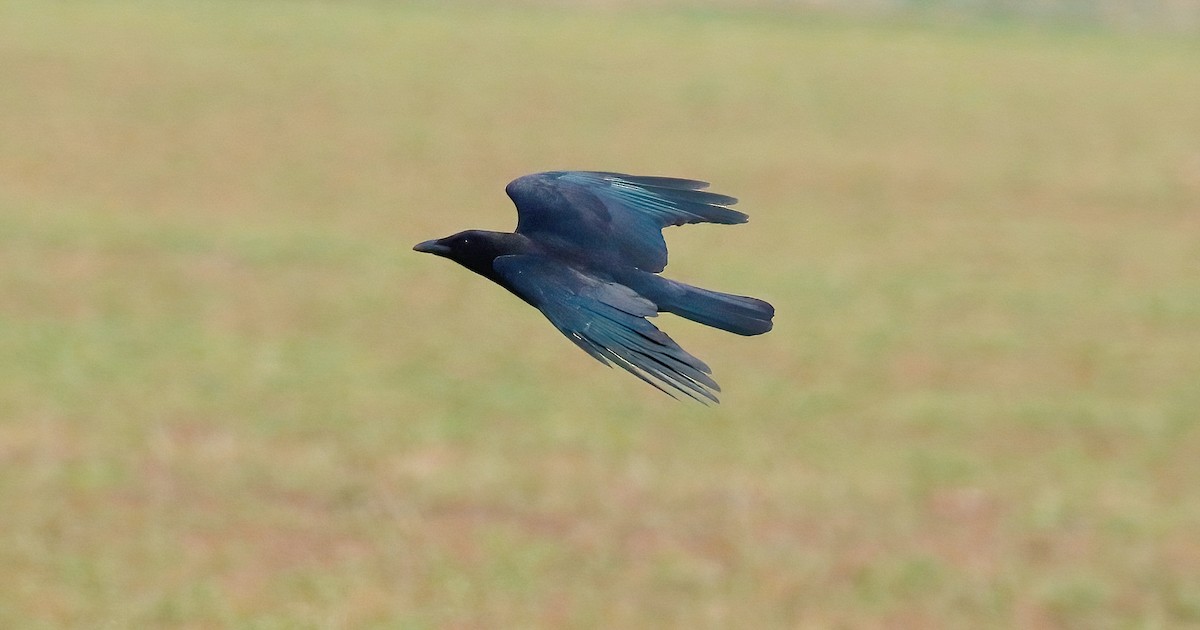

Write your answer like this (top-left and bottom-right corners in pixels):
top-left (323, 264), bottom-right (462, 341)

top-left (414, 171), bottom-right (774, 403)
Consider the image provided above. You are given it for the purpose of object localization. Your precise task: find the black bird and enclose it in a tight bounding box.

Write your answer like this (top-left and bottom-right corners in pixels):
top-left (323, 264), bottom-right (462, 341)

top-left (414, 171), bottom-right (774, 403)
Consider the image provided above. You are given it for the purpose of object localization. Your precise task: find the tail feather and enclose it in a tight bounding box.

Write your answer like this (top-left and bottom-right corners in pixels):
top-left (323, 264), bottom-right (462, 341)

top-left (628, 274), bottom-right (774, 336)
top-left (665, 284), bottom-right (774, 336)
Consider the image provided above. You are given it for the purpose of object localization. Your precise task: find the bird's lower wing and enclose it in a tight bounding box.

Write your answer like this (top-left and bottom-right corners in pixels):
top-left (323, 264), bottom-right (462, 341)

top-left (493, 255), bottom-right (720, 403)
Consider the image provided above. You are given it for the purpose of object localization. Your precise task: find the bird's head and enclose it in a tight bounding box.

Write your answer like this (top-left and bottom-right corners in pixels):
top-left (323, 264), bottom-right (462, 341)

top-left (413, 230), bottom-right (521, 278)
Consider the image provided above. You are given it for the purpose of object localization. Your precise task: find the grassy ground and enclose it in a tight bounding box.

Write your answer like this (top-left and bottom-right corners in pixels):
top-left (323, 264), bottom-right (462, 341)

top-left (2, 1), bottom-right (1199, 627)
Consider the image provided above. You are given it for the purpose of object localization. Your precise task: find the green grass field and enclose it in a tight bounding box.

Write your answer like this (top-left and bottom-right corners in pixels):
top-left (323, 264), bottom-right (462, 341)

top-left (2, 1), bottom-right (1199, 627)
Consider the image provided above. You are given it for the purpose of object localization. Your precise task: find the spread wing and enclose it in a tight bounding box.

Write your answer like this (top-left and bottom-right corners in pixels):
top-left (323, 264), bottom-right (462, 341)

top-left (493, 254), bottom-right (721, 403)
top-left (505, 171), bottom-right (746, 273)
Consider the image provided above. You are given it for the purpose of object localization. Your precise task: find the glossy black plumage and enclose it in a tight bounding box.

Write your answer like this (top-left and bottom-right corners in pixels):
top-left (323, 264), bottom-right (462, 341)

top-left (414, 171), bottom-right (774, 402)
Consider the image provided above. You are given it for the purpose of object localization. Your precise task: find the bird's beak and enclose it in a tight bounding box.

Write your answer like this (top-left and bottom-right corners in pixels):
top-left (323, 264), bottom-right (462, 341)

top-left (413, 239), bottom-right (450, 256)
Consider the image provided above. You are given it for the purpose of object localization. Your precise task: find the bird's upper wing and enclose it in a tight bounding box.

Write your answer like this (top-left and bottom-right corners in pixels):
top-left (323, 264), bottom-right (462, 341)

top-left (493, 254), bottom-right (720, 402)
top-left (505, 171), bottom-right (746, 273)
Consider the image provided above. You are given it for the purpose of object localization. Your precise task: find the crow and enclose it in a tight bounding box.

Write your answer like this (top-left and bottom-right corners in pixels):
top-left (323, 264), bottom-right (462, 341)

top-left (414, 171), bottom-right (774, 403)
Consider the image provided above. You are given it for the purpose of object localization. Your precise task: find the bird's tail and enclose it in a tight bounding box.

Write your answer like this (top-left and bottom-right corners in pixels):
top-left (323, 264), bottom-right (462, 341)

top-left (626, 273), bottom-right (774, 336)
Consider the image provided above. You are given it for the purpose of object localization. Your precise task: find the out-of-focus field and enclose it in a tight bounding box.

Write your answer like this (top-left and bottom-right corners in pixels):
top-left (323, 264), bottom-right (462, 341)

top-left (2, 1), bottom-right (1199, 627)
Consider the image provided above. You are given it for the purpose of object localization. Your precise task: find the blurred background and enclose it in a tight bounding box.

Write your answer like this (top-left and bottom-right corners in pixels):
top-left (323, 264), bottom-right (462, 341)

top-left (2, 0), bottom-right (1199, 626)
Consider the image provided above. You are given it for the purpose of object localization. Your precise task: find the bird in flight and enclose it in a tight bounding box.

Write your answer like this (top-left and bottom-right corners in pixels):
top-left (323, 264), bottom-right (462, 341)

top-left (414, 171), bottom-right (774, 403)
